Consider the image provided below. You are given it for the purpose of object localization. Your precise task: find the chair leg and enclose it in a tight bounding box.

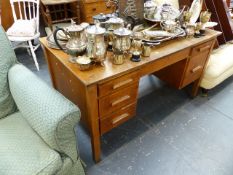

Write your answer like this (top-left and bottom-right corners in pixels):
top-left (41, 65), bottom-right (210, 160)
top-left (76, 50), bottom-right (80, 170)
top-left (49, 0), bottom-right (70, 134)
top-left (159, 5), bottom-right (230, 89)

top-left (201, 88), bottom-right (209, 97)
top-left (28, 40), bottom-right (40, 71)
top-left (27, 42), bottom-right (32, 56)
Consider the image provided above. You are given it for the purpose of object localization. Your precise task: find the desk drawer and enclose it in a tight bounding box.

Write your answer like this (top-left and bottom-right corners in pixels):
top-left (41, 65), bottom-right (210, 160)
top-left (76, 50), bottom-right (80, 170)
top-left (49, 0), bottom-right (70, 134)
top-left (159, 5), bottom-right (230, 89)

top-left (182, 51), bottom-right (210, 87)
top-left (100, 103), bottom-right (136, 135)
top-left (84, 2), bottom-right (113, 18)
top-left (191, 40), bottom-right (213, 56)
top-left (98, 72), bottom-right (139, 97)
top-left (99, 83), bottom-right (138, 117)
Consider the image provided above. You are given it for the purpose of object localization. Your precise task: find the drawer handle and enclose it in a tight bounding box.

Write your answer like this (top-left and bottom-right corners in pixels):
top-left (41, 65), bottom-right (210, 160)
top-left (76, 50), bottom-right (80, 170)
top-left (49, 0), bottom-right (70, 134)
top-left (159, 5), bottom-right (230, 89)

top-left (92, 8), bottom-right (97, 11)
top-left (191, 66), bottom-right (202, 73)
top-left (113, 79), bottom-right (134, 89)
top-left (111, 95), bottom-right (130, 106)
top-left (121, 103), bottom-right (134, 110)
top-left (198, 45), bottom-right (211, 52)
top-left (112, 113), bottom-right (129, 125)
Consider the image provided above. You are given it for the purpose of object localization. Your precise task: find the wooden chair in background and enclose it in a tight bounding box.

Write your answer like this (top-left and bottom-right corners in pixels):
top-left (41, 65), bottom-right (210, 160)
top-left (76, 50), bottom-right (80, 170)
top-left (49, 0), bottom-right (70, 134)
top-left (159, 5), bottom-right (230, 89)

top-left (40, 0), bottom-right (81, 31)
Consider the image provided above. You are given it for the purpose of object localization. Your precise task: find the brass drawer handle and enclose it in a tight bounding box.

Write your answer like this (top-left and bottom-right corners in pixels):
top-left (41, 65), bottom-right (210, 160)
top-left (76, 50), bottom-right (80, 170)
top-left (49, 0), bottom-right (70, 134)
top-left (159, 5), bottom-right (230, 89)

top-left (198, 45), bottom-right (211, 52)
top-left (111, 95), bottom-right (130, 106)
top-left (191, 65), bottom-right (202, 73)
top-left (112, 113), bottom-right (129, 125)
top-left (113, 79), bottom-right (133, 89)
top-left (121, 103), bottom-right (134, 110)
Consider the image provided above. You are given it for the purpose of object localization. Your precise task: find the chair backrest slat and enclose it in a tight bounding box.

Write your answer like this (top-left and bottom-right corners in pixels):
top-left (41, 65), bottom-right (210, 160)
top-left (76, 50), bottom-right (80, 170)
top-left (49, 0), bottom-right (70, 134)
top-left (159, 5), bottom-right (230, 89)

top-left (10, 1), bottom-right (17, 21)
top-left (9, 0), bottom-right (40, 33)
top-left (17, 1), bottom-right (23, 19)
top-left (23, 1), bottom-right (27, 19)
top-left (33, 2), bottom-right (35, 19)
top-left (28, 2), bottom-right (31, 19)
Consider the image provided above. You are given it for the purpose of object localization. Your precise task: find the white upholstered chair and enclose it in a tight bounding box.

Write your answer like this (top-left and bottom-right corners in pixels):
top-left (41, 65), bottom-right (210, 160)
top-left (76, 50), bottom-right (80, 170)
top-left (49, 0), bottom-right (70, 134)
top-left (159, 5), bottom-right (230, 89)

top-left (200, 42), bottom-right (233, 91)
top-left (7, 0), bottom-right (40, 71)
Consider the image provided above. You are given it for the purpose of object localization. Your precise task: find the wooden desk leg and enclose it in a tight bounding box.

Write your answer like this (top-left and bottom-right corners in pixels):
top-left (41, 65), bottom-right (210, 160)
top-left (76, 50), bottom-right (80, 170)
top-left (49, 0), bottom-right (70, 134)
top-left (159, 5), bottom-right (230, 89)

top-left (191, 39), bottom-right (216, 98)
top-left (86, 85), bottom-right (101, 162)
top-left (191, 79), bottom-right (201, 97)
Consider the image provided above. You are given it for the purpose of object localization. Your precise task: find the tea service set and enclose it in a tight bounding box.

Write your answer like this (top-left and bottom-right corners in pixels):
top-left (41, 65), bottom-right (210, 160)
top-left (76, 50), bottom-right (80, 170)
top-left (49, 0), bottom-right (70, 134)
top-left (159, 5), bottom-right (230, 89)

top-left (48, 0), bottom-right (213, 71)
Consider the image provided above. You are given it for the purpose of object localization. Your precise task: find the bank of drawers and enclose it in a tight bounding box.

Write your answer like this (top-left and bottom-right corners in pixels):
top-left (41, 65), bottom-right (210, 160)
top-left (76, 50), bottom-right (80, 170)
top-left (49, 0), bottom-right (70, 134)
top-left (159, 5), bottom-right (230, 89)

top-left (80, 0), bottom-right (114, 23)
top-left (181, 40), bottom-right (214, 87)
top-left (98, 72), bottom-right (139, 135)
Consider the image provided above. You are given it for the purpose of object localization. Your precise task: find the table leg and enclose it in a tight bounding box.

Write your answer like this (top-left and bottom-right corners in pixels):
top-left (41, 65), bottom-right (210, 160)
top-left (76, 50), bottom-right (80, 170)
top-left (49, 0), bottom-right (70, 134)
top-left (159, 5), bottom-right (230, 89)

top-left (86, 85), bottom-right (101, 162)
top-left (191, 79), bottom-right (201, 97)
top-left (191, 39), bottom-right (216, 98)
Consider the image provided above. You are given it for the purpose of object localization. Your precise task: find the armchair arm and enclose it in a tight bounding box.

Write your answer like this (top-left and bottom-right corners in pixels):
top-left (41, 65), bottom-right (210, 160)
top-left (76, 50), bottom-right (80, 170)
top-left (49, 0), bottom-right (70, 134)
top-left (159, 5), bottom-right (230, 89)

top-left (8, 64), bottom-right (81, 162)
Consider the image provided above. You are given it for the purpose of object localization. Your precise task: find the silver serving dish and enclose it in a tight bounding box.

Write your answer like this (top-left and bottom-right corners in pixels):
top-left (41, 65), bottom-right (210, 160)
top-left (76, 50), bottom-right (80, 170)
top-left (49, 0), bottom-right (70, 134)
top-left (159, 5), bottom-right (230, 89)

top-left (142, 27), bottom-right (186, 44)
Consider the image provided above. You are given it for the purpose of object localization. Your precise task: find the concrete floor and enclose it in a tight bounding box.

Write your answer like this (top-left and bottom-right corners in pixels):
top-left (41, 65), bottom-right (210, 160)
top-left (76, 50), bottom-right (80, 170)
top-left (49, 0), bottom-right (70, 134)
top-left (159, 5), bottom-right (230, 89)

top-left (16, 46), bottom-right (233, 175)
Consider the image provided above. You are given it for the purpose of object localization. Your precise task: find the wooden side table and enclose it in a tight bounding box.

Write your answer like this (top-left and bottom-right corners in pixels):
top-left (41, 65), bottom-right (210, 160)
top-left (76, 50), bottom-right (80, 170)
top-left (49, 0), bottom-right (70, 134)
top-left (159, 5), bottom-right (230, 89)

top-left (40, 0), bottom-right (81, 30)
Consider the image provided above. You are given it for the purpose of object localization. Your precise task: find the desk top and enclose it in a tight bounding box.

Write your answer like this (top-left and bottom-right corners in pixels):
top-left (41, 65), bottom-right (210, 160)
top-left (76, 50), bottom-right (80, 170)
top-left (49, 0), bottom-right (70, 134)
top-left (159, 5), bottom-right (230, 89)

top-left (40, 29), bottom-right (221, 86)
top-left (41, 0), bottom-right (77, 5)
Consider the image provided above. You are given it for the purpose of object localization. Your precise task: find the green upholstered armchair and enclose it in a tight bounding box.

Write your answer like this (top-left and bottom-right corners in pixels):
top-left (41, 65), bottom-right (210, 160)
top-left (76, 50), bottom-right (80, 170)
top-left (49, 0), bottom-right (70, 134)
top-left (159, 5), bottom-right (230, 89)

top-left (0, 26), bottom-right (85, 175)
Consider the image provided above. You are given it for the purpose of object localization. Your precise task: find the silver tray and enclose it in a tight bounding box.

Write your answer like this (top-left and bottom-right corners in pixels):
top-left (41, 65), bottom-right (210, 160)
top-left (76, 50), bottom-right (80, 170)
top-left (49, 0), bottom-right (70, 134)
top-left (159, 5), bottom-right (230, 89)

top-left (142, 27), bottom-right (186, 44)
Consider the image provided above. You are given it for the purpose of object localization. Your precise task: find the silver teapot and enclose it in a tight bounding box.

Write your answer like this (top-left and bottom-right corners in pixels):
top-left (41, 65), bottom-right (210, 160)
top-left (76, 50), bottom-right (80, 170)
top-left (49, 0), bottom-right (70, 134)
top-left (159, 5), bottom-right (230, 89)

top-left (86, 24), bottom-right (107, 65)
top-left (54, 21), bottom-right (87, 63)
top-left (102, 17), bottom-right (125, 49)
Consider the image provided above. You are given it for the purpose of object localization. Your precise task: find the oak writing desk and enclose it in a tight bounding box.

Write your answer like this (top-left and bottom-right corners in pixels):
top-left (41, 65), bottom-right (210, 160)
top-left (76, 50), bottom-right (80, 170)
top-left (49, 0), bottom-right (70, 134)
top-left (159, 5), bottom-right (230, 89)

top-left (40, 29), bottom-right (220, 162)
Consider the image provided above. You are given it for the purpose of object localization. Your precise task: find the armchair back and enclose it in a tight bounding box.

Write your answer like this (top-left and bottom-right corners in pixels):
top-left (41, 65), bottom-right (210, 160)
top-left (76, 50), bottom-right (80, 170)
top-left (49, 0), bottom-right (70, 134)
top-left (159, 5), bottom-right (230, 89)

top-left (8, 64), bottom-right (81, 162)
top-left (0, 26), bottom-right (17, 119)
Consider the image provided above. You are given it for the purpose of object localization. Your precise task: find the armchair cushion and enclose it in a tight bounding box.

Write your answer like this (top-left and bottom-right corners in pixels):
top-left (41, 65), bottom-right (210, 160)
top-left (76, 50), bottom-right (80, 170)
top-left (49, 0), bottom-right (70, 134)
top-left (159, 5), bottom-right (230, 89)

top-left (201, 43), bottom-right (233, 89)
top-left (0, 26), bottom-right (17, 119)
top-left (0, 112), bottom-right (62, 175)
top-left (8, 64), bottom-right (81, 162)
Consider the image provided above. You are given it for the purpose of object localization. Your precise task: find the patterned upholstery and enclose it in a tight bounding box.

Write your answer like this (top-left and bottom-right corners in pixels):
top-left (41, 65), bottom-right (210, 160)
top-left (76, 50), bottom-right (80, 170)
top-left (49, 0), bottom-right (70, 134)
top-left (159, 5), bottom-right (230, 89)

top-left (0, 26), bottom-right (85, 174)
top-left (8, 64), bottom-right (81, 163)
top-left (0, 26), bottom-right (17, 119)
top-left (57, 157), bottom-right (85, 175)
top-left (0, 112), bottom-right (62, 175)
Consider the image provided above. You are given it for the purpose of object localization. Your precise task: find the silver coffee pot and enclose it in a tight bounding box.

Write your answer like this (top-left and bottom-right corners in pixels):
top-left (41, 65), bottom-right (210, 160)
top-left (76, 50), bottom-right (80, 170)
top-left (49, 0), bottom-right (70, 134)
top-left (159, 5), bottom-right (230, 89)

top-left (54, 20), bottom-right (87, 63)
top-left (112, 27), bottom-right (132, 53)
top-left (86, 24), bottom-right (107, 65)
